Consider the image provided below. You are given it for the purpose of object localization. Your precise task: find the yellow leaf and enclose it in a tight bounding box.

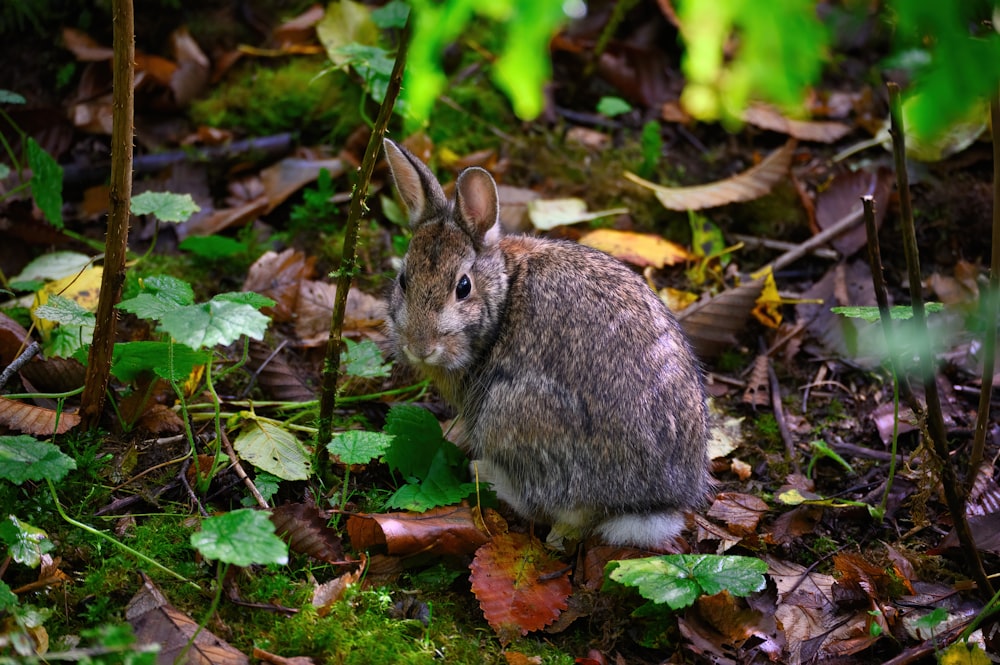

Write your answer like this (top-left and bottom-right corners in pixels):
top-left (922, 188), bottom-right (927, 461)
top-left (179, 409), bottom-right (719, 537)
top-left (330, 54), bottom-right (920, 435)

top-left (940, 641), bottom-right (991, 665)
top-left (751, 269), bottom-right (783, 328)
top-left (31, 266), bottom-right (103, 335)
top-left (579, 229), bottom-right (691, 268)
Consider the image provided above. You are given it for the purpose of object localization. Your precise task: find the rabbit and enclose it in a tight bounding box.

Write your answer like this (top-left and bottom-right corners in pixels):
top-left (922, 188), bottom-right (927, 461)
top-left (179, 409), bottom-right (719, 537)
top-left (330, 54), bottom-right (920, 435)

top-left (382, 138), bottom-right (711, 549)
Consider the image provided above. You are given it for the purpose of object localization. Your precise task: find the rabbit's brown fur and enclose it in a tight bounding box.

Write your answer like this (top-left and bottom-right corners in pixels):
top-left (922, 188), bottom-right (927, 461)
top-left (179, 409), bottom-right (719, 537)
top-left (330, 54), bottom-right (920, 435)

top-left (383, 139), bottom-right (710, 549)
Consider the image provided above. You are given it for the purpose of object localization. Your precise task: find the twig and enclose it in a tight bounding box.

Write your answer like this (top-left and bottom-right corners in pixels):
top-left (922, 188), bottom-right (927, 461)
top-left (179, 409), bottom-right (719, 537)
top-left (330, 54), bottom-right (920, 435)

top-left (0, 341), bottom-right (39, 390)
top-left (887, 82), bottom-right (994, 599)
top-left (731, 234), bottom-right (839, 261)
top-left (79, 0), bottom-right (134, 428)
top-left (968, 95), bottom-right (1000, 492)
top-left (765, 206), bottom-right (864, 274)
top-left (765, 341), bottom-right (800, 473)
top-left (221, 429), bottom-right (268, 509)
top-left (315, 19), bottom-right (411, 477)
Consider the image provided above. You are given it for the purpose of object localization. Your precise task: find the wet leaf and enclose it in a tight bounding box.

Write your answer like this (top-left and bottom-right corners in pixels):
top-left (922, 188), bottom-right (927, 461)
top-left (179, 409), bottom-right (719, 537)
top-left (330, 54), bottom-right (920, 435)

top-left (233, 419), bottom-right (312, 481)
top-left (0, 398), bottom-right (82, 437)
top-left (0, 435), bottom-right (77, 483)
top-left (342, 338), bottom-right (391, 379)
top-left (270, 503), bottom-right (345, 564)
top-left (470, 532), bottom-right (571, 642)
top-left (607, 554), bottom-right (767, 610)
top-left (0, 516), bottom-right (53, 567)
top-left (347, 505), bottom-right (489, 557)
top-left (626, 141), bottom-right (795, 210)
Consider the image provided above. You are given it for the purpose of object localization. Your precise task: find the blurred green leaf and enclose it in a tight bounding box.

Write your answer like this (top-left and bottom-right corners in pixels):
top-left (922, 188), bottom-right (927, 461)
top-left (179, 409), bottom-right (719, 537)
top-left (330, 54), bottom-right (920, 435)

top-left (26, 137), bottom-right (63, 228)
top-left (0, 516), bottom-right (53, 568)
top-left (131, 191), bottom-right (200, 223)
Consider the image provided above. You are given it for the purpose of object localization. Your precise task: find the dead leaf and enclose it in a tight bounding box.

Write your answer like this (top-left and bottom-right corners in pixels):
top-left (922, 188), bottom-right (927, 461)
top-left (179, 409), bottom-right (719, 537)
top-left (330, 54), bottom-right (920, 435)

top-left (62, 27), bottom-right (114, 61)
top-left (742, 354), bottom-right (770, 406)
top-left (248, 341), bottom-right (315, 402)
top-left (469, 532), bottom-right (571, 643)
top-left (503, 651), bottom-right (543, 665)
top-left (677, 280), bottom-right (765, 358)
top-left (814, 168), bottom-right (893, 257)
top-left (707, 493), bottom-right (769, 536)
top-left (312, 567), bottom-right (362, 616)
top-left (273, 5), bottom-right (326, 47)
top-left (259, 157), bottom-right (347, 214)
top-left (126, 576), bottom-right (249, 664)
top-left (346, 505), bottom-right (489, 557)
top-left (243, 249), bottom-right (317, 323)
top-left (271, 503), bottom-right (345, 564)
top-left (253, 646), bottom-right (318, 665)
top-left (743, 104), bottom-right (852, 143)
top-left (0, 312), bottom-right (30, 365)
top-left (0, 396), bottom-right (80, 435)
top-left (527, 199), bottom-right (628, 231)
top-left (578, 229), bottom-right (691, 268)
top-left (169, 27), bottom-right (210, 107)
top-left (293, 280), bottom-right (385, 346)
top-left (18, 356), bottom-right (87, 394)
top-left (625, 141), bottom-right (795, 211)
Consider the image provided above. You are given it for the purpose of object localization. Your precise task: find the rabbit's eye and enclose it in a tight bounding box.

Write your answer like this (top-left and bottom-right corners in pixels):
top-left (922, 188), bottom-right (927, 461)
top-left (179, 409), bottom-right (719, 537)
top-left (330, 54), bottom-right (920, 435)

top-left (398, 272), bottom-right (407, 292)
top-left (456, 274), bottom-right (471, 300)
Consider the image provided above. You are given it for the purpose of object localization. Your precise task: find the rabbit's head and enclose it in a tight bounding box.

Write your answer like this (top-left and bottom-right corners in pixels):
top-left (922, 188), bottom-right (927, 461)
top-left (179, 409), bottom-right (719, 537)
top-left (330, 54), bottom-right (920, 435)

top-left (383, 139), bottom-right (509, 381)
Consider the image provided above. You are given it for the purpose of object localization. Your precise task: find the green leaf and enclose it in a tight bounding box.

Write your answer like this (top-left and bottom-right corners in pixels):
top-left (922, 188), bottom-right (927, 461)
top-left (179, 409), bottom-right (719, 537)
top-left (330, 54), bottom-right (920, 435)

top-left (118, 275), bottom-right (195, 321)
top-left (831, 303), bottom-right (944, 322)
top-left (157, 300), bottom-right (270, 350)
top-left (178, 235), bottom-right (248, 259)
top-left (46, 324), bottom-right (92, 358)
top-left (342, 338), bottom-right (392, 378)
top-left (596, 96), bottom-right (632, 117)
top-left (130, 191), bottom-right (201, 223)
top-left (334, 43), bottom-right (395, 102)
top-left (26, 137), bottom-right (64, 227)
top-left (111, 341), bottom-right (211, 383)
top-left (0, 516), bottom-right (53, 568)
top-left (190, 509), bottom-right (288, 566)
top-left (211, 291), bottom-right (275, 310)
top-left (0, 435), bottom-right (77, 484)
top-left (383, 405), bottom-right (453, 478)
top-left (233, 420), bottom-right (312, 481)
top-left (0, 164), bottom-right (9, 179)
top-left (329, 430), bottom-right (393, 465)
top-left (0, 581), bottom-right (17, 611)
top-left (606, 554), bottom-right (767, 610)
top-left (317, 0), bottom-right (379, 68)
top-left (0, 90), bottom-right (26, 104)
top-left (385, 448), bottom-right (478, 511)
top-left (34, 295), bottom-right (96, 327)
top-left (11, 251), bottom-right (92, 283)
top-left (371, 0), bottom-right (410, 28)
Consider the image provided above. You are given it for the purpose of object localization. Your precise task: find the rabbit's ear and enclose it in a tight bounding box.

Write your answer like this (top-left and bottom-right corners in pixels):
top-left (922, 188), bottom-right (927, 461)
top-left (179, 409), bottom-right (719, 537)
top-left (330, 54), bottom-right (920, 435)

top-left (383, 139), bottom-right (448, 226)
top-left (455, 167), bottom-right (501, 248)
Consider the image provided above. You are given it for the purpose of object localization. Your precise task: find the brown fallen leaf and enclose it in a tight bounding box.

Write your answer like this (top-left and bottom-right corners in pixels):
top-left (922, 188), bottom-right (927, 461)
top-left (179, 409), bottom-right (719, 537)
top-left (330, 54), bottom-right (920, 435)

top-left (0, 312), bottom-right (30, 365)
top-left (126, 575), bottom-right (249, 664)
top-left (677, 279), bottom-right (765, 358)
top-left (18, 356), bottom-right (87, 394)
top-left (253, 646), bottom-right (317, 665)
top-left (271, 503), bottom-right (345, 564)
top-left (248, 341), bottom-right (315, 403)
top-left (743, 103), bottom-right (852, 143)
top-left (242, 249), bottom-right (317, 323)
top-left (578, 229), bottom-right (691, 268)
top-left (346, 505), bottom-right (489, 557)
top-left (813, 168), bottom-right (893, 257)
top-left (707, 493), bottom-right (769, 536)
top-left (312, 566), bottom-right (362, 617)
top-left (0, 396), bottom-right (80, 435)
top-left (469, 532), bottom-right (571, 643)
top-left (625, 140), bottom-right (795, 211)
top-left (259, 156), bottom-right (347, 214)
top-left (293, 280), bottom-right (385, 346)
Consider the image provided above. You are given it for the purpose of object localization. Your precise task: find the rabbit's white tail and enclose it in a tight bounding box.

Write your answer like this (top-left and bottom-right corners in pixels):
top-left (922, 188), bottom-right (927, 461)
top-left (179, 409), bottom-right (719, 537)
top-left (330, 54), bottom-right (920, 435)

top-left (595, 510), bottom-right (686, 549)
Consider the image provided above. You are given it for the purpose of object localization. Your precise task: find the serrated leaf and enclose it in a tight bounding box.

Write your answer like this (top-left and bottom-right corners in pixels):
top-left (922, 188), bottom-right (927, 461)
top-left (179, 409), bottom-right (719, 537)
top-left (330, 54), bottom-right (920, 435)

top-left (190, 509), bottom-right (288, 566)
top-left (26, 137), bottom-right (64, 227)
top-left (0, 581), bottom-right (17, 611)
top-left (831, 303), bottom-right (944, 322)
top-left (383, 405), bottom-right (450, 478)
top-left (328, 430), bottom-right (393, 465)
top-left (607, 554), bottom-right (767, 610)
top-left (34, 295), bottom-right (96, 327)
top-left (0, 516), bottom-right (53, 568)
top-left (111, 341), bottom-right (211, 383)
top-left (385, 447), bottom-right (477, 512)
top-left (157, 300), bottom-right (270, 350)
top-left (470, 532), bottom-right (571, 642)
top-left (0, 435), bottom-right (77, 484)
top-left (233, 419), bottom-right (311, 481)
top-left (130, 191), bottom-right (200, 223)
top-left (342, 338), bottom-right (391, 378)
top-left (118, 276), bottom-right (194, 321)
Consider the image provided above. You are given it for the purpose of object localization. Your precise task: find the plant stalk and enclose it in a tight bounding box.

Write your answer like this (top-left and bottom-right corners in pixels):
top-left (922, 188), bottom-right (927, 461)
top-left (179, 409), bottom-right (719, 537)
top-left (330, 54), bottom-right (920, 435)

top-left (315, 19), bottom-right (411, 478)
top-left (887, 82), bottom-right (994, 598)
top-left (79, 0), bottom-right (135, 427)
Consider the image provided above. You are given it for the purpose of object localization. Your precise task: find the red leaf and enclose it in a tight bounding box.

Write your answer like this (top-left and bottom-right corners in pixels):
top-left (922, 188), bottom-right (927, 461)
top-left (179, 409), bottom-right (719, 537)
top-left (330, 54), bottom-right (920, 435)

top-left (469, 532), bottom-right (571, 643)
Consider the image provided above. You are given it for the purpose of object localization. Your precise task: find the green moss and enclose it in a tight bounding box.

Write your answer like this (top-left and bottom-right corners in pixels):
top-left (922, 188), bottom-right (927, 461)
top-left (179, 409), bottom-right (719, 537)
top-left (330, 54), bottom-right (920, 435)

top-left (190, 59), bottom-right (363, 144)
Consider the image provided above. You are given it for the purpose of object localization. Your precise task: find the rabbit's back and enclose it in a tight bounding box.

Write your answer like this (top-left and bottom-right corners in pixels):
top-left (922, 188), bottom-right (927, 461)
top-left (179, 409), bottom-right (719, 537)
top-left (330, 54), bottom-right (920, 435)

top-left (459, 236), bottom-right (710, 521)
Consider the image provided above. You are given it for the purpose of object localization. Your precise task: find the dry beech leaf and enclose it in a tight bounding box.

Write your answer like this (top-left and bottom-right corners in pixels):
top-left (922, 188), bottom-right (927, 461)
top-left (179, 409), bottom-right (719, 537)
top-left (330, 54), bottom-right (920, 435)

top-left (259, 157), bottom-right (347, 214)
top-left (743, 104), bottom-right (852, 143)
top-left (707, 493), bottom-right (769, 536)
top-left (19, 357), bottom-right (87, 394)
top-left (346, 505), bottom-right (489, 557)
top-left (169, 27), bottom-right (210, 107)
top-left (503, 652), bottom-right (544, 665)
top-left (677, 280), bottom-right (765, 358)
top-left (578, 229), bottom-right (691, 268)
top-left (0, 312), bottom-right (30, 365)
top-left (626, 141), bottom-right (795, 211)
top-left (270, 503), bottom-right (345, 564)
top-left (62, 27), bottom-right (114, 61)
top-left (253, 646), bottom-right (318, 665)
top-left (0, 396), bottom-right (80, 435)
top-left (248, 341), bottom-right (315, 402)
top-left (273, 4), bottom-right (326, 46)
top-left (469, 532), bottom-right (571, 643)
top-left (294, 280), bottom-right (385, 346)
top-left (814, 168), bottom-right (893, 257)
top-left (312, 567), bottom-right (363, 617)
top-left (243, 249), bottom-right (316, 323)
top-left (179, 196), bottom-right (269, 240)
top-left (126, 576), bottom-right (249, 664)
top-left (742, 354), bottom-right (770, 406)
top-left (134, 403), bottom-right (184, 436)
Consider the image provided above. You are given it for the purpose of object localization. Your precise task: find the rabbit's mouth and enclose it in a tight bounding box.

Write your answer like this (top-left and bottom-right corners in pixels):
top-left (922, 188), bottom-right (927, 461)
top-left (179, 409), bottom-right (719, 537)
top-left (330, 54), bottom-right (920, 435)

top-left (401, 342), bottom-right (447, 367)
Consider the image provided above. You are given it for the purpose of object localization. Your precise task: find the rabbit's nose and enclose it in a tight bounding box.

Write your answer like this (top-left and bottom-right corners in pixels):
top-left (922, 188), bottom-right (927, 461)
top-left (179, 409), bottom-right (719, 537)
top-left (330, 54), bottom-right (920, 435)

top-left (403, 343), bottom-right (442, 365)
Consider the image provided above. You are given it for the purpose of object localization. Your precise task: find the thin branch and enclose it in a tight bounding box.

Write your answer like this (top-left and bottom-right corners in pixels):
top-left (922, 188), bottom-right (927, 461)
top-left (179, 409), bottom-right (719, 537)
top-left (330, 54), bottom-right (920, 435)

top-left (887, 81), bottom-right (994, 599)
top-left (79, 0), bottom-right (134, 428)
top-left (968, 94), bottom-right (1000, 491)
top-left (315, 20), bottom-right (411, 478)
